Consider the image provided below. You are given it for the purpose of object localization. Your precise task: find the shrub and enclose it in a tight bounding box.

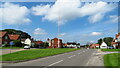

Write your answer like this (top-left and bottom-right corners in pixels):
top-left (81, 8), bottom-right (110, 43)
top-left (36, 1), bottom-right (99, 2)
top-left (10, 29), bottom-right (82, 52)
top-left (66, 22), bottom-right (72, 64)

top-left (13, 40), bottom-right (22, 47)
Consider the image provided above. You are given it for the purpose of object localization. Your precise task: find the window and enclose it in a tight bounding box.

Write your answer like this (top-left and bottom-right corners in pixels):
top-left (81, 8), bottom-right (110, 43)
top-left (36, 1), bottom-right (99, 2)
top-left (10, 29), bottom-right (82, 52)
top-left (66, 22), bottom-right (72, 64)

top-left (5, 36), bottom-right (8, 39)
top-left (52, 40), bottom-right (54, 43)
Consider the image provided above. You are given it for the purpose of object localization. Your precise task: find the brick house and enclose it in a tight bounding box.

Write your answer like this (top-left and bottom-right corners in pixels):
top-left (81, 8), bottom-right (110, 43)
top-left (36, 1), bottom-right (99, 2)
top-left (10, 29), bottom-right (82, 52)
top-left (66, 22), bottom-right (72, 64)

top-left (8, 34), bottom-right (20, 41)
top-left (90, 44), bottom-right (99, 48)
top-left (0, 31), bottom-right (10, 46)
top-left (48, 38), bottom-right (62, 48)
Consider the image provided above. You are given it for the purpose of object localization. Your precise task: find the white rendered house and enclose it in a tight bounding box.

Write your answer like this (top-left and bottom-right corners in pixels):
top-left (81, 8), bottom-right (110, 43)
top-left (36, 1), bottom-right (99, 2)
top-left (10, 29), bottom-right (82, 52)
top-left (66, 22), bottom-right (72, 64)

top-left (24, 38), bottom-right (31, 46)
top-left (100, 42), bottom-right (108, 49)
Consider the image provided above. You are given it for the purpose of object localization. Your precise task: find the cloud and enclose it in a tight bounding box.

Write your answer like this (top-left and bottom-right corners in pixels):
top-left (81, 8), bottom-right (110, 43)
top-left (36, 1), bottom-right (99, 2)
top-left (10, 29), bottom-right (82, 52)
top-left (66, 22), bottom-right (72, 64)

top-left (34, 28), bottom-right (47, 35)
top-left (91, 32), bottom-right (102, 36)
top-left (0, 3), bottom-right (31, 25)
top-left (59, 33), bottom-right (66, 37)
top-left (108, 15), bottom-right (118, 23)
top-left (31, 0), bottom-right (116, 25)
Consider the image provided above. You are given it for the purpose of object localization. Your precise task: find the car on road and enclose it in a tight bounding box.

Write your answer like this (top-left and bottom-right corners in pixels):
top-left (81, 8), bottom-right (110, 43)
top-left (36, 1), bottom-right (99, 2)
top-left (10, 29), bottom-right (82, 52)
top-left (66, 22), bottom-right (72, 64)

top-left (108, 46), bottom-right (114, 49)
top-left (24, 46), bottom-right (30, 49)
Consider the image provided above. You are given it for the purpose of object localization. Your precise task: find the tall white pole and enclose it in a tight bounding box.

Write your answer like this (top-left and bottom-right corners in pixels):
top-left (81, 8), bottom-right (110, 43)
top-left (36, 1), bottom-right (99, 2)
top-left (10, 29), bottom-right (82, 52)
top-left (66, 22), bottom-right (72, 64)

top-left (58, 15), bottom-right (60, 48)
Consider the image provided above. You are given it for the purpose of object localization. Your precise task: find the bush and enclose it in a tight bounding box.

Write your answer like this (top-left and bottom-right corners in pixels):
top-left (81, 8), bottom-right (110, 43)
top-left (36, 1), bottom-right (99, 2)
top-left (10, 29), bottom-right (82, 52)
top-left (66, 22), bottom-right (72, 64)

top-left (13, 40), bottom-right (22, 47)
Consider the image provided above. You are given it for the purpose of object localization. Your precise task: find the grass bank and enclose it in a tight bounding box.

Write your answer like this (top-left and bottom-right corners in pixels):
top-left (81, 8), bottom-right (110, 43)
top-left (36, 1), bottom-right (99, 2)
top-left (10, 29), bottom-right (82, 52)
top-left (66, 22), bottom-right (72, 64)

top-left (104, 53), bottom-right (119, 68)
top-left (101, 49), bottom-right (120, 51)
top-left (0, 48), bottom-right (79, 61)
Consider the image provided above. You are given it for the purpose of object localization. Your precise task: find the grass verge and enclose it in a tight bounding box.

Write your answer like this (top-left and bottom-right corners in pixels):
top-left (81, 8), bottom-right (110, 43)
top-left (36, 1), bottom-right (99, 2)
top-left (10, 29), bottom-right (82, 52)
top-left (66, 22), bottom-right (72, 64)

top-left (0, 48), bottom-right (79, 61)
top-left (104, 53), bottom-right (120, 68)
top-left (101, 49), bottom-right (120, 51)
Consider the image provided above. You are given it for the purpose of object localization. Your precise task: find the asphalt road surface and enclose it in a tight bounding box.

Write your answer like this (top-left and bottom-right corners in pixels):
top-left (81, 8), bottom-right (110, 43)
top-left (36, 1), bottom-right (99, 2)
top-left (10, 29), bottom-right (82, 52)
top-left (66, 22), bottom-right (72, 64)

top-left (3, 49), bottom-right (101, 67)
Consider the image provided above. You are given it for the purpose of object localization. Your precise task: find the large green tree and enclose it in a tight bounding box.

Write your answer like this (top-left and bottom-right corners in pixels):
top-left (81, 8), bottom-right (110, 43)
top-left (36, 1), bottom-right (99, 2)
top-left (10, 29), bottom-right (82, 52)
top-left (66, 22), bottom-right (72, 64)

top-left (103, 37), bottom-right (113, 46)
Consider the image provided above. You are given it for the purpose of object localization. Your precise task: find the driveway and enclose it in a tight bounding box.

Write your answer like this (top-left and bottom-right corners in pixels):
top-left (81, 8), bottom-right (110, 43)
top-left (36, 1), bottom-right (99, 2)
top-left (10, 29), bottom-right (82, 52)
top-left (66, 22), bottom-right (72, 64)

top-left (0, 49), bottom-right (26, 55)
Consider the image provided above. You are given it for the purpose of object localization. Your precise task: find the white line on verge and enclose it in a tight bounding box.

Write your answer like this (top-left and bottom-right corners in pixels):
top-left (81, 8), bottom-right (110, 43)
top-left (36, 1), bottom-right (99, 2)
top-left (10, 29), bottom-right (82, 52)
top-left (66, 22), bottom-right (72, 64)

top-left (48, 60), bottom-right (63, 66)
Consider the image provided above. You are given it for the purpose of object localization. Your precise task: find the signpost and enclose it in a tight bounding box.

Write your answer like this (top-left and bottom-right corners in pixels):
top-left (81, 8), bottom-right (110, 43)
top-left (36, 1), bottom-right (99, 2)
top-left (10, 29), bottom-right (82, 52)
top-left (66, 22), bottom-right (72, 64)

top-left (10, 41), bottom-right (14, 54)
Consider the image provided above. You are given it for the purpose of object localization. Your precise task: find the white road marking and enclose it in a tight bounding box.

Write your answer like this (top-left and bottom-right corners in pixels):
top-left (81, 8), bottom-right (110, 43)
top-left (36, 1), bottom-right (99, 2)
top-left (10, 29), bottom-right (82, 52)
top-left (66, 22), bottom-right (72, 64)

top-left (48, 60), bottom-right (63, 66)
top-left (68, 55), bottom-right (76, 58)
top-left (78, 53), bottom-right (80, 54)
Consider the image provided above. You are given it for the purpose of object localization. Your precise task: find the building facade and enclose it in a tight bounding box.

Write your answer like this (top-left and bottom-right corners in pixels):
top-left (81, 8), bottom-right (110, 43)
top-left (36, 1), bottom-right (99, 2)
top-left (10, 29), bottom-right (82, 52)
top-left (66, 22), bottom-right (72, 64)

top-left (48, 38), bottom-right (62, 48)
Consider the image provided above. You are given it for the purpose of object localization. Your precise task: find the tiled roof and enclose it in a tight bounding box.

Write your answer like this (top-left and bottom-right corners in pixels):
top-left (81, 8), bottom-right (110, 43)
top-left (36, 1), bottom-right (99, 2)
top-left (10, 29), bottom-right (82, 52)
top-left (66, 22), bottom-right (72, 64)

top-left (116, 33), bottom-right (120, 38)
top-left (8, 34), bottom-right (20, 40)
top-left (0, 31), bottom-right (7, 37)
top-left (36, 41), bottom-right (44, 44)
top-left (91, 44), bottom-right (99, 46)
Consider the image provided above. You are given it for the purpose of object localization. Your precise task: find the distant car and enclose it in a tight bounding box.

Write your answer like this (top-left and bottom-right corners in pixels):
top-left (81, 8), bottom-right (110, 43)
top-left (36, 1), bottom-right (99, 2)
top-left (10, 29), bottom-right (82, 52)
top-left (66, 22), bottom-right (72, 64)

top-left (87, 48), bottom-right (89, 49)
top-left (108, 46), bottom-right (114, 49)
top-left (24, 46), bottom-right (30, 49)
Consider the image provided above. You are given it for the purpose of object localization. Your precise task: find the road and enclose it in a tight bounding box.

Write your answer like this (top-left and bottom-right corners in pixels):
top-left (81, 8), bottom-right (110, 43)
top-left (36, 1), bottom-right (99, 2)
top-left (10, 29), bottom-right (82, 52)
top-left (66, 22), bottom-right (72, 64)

top-left (3, 49), bottom-right (103, 67)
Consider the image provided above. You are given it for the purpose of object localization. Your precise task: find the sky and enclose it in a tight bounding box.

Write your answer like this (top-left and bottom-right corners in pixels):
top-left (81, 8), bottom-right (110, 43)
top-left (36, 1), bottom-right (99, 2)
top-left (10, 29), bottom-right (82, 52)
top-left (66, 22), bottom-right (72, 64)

top-left (0, 0), bottom-right (119, 45)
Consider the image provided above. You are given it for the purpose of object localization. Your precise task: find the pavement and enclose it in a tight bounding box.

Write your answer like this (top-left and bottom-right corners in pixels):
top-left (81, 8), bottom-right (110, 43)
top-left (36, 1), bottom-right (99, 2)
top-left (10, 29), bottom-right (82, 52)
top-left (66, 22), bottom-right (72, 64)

top-left (0, 49), bottom-right (26, 55)
top-left (2, 49), bottom-right (104, 67)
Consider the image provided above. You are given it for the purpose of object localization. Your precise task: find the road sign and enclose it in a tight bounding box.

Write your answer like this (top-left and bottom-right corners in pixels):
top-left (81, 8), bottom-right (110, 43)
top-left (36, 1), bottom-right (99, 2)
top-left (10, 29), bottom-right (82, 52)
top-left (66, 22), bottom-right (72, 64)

top-left (10, 41), bottom-right (14, 45)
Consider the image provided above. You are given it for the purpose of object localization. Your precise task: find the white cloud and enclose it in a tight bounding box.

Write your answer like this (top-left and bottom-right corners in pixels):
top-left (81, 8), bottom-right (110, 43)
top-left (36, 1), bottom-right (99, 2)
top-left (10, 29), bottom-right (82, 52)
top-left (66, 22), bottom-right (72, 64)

top-left (0, 3), bottom-right (31, 25)
top-left (59, 33), bottom-right (66, 37)
top-left (34, 28), bottom-right (47, 35)
top-left (91, 32), bottom-right (102, 36)
top-left (88, 13), bottom-right (104, 23)
top-left (109, 15), bottom-right (118, 23)
top-left (31, 0), bottom-right (116, 25)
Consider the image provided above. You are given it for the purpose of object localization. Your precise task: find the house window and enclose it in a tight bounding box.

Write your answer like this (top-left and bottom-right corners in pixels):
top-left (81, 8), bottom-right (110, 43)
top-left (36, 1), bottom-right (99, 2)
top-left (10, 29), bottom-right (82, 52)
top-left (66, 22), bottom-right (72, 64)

top-left (52, 40), bottom-right (54, 43)
top-left (5, 36), bottom-right (8, 39)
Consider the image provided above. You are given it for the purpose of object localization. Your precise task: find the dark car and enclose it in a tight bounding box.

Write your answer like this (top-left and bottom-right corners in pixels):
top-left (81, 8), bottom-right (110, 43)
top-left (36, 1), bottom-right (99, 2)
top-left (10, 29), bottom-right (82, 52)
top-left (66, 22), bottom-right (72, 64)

top-left (108, 46), bottom-right (114, 49)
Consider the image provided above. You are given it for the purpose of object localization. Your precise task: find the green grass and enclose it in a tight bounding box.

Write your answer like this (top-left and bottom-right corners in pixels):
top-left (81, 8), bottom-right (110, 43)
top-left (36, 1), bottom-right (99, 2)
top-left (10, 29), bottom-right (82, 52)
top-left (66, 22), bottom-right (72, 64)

top-left (104, 53), bottom-right (120, 68)
top-left (0, 48), bottom-right (79, 61)
top-left (101, 49), bottom-right (120, 51)
top-left (0, 47), bottom-right (23, 49)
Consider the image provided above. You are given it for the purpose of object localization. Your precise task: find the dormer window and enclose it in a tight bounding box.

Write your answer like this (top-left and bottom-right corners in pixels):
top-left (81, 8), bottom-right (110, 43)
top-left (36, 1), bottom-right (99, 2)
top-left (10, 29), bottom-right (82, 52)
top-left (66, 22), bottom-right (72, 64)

top-left (5, 36), bottom-right (8, 39)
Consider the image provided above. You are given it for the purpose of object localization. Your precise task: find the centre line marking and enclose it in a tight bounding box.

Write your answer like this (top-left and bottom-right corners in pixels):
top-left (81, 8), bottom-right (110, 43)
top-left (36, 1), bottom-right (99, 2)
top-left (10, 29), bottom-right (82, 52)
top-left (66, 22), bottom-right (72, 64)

top-left (68, 55), bottom-right (76, 58)
top-left (78, 53), bottom-right (80, 54)
top-left (48, 60), bottom-right (63, 66)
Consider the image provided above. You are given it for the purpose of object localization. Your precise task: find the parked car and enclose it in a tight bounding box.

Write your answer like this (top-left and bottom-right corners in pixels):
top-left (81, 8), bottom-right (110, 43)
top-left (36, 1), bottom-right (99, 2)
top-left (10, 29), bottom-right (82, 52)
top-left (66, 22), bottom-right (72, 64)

top-left (108, 46), bottom-right (114, 49)
top-left (24, 46), bottom-right (30, 49)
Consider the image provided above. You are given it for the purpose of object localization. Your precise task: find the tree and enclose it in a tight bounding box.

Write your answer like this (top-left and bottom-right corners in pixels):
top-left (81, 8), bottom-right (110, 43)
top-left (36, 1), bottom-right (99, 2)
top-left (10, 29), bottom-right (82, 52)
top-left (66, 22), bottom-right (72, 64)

top-left (97, 38), bottom-right (102, 45)
top-left (103, 37), bottom-right (113, 46)
top-left (13, 40), bottom-right (23, 47)
top-left (43, 42), bottom-right (49, 48)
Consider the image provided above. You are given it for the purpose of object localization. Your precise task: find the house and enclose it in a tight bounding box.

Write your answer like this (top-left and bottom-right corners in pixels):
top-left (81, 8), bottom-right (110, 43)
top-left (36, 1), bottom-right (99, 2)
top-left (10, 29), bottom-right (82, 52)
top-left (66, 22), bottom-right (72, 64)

top-left (0, 31), bottom-right (10, 46)
top-left (24, 38), bottom-right (31, 46)
top-left (35, 40), bottom-right (44, 48)
top-left (111, 33), bottom-right (120, 49)
top-left (47, 38), bottom-right (62, 48)
top-left (100, 42), bottom-right (107, 49)
top-left (66, 42), bottom-right (80, 48)
top-left (8, 34), bottom-right (20, 41)
top-left (90, 44), bottom-right (99, 48)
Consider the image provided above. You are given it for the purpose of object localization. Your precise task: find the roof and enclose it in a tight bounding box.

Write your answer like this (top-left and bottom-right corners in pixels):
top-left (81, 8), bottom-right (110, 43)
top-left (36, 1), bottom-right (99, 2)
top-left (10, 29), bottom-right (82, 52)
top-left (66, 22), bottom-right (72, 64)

top-left (52, 38), bottom-right (62, 40)
top-left (8, 34), bottom-right (20, 40)
top-left (91, 44), bottom-right (99, 46)
top-left (0, 31), bottom-right (7, 37)
top-left (36, 41), bottom-right (44, 44)
top-left (116, 33), bottom-right (120, 38)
